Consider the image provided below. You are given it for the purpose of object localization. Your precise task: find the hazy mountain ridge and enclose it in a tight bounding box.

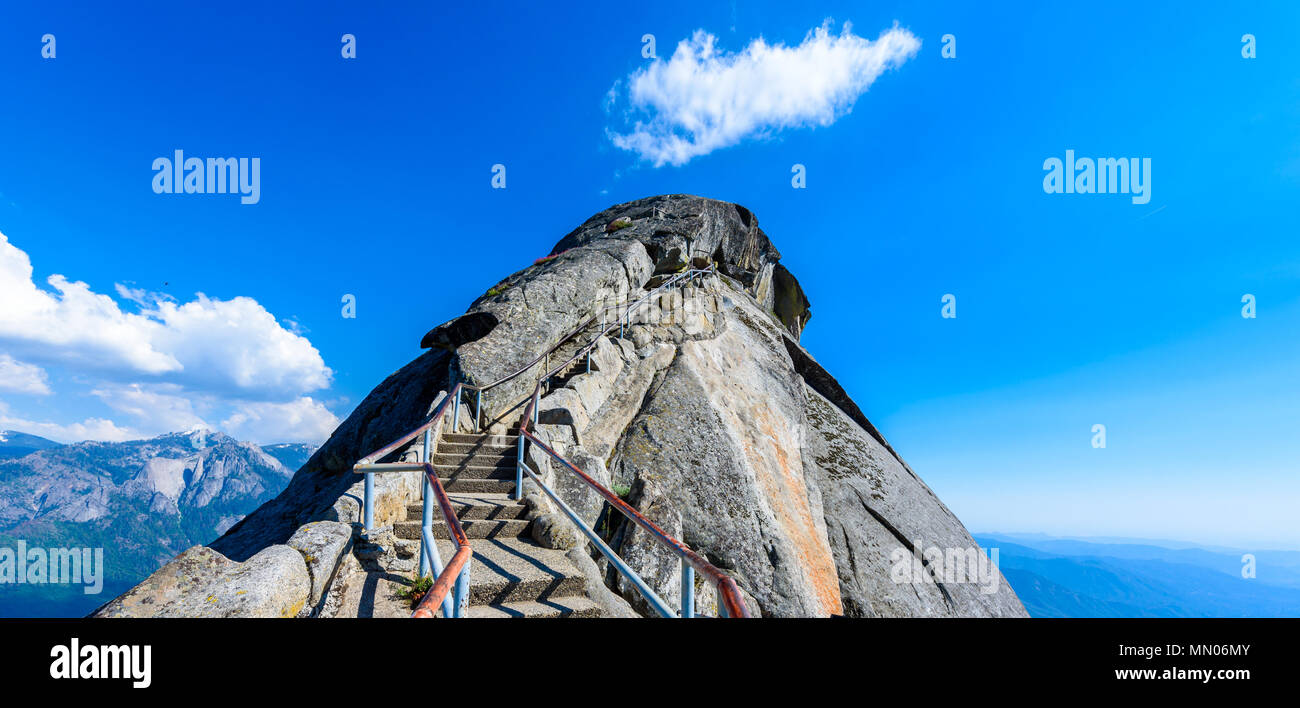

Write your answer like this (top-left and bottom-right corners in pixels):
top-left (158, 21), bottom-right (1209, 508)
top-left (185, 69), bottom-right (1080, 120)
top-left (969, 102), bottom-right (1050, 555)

top-left (976, 534), bottom-right (1300, 618)
top-left (259, 443), bottom-right (318, 473)
top-left (0, 430), bottom-right (61, 460)
top-left (0, 430), bottom-right (317, 617)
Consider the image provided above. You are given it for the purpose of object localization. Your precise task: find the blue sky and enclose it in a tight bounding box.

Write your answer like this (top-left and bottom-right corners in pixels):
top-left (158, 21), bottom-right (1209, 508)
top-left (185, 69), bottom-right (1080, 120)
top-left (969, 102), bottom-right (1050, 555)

top-left (0, 1), bottom-right (1297, 548)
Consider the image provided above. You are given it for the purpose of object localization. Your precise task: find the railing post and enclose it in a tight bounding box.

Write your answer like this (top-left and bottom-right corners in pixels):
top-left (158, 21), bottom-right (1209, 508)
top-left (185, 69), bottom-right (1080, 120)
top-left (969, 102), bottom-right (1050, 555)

top-left (475, 389), bottom-right (482, 433)
top-left (514, 434), bottom-right (524, 501)
top-left (421, 526), bottom-right (453, 618)
top-left (419, 429), bottom-right (433, 578)
top-left (454, 559), bottom-right (471, 618)
top-left (681, 560), bottom-right (694, 618)
top-left (363, 471), bottom-right (374, 534)
top-left (452, 388), bottom-right (461, 432)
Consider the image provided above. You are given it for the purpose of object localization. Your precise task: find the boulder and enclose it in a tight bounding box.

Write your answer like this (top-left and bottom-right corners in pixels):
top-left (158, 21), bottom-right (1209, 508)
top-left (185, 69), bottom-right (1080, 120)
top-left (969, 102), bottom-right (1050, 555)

top-left (93, 546), bottom-right (230, 618)
top-left (286, 520), bottom-right (353, 612)
top-left (531, 512), bottom-right (580, 550)
top-left (566, 337), bottom-right (625, 414)
top-left (581, 342), bottom-right (674, 459)
top-left (536, 388), bottom-right (590, 432)
top-left (553, 448), bottom-right (612, 528)
top-left (420, 311), bottom-right (499, 350)
top-left (95, 544), bottom-right (310, 618)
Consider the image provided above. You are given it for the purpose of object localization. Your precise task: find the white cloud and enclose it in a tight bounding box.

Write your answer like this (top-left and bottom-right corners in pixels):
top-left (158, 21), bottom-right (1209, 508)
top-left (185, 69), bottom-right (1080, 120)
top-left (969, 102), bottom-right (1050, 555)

top-left (91, 383), bottom-right (211, 434)
top-left (221, 397), bottom-right (341, 445)
top-left (0, 353), bottom-right (51, 395)
top-left (0, 230), bottom-right (332, 398)
top-left (607, 21), bottom-right (920, 166)
top-left (0, 230), bottom-right (342, 445)
top-left (0, 401), bottom-right (138, 443)
top-left (147, 294), bottom-right (332, 396)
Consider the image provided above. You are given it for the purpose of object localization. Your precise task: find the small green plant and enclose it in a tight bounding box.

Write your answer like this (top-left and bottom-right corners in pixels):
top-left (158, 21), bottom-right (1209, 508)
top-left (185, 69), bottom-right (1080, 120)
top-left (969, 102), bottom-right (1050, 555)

top-left (398, 575), bottom-right (434, 609)
top-left (606, 217), bottom-right (633, 232)
top-left (486, 283), bottom-right (509, 297)
top-left (612, 482), bottom-right (632, 499)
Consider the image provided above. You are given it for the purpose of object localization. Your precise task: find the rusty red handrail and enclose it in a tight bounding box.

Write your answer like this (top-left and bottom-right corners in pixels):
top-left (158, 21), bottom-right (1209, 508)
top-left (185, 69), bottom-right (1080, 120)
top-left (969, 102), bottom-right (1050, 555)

top-left (513, 267), bottom-right (750, 617)
top-left (411, 463), bottom-right (472, 618)
top-left (519, 427), bottom-right (750, 618)
top-left (354, 391), bottom-right (473, 618)
top-left (357, 265), bottom-right (734, 619)
top-left (357, 384), bottom-right (461, 465)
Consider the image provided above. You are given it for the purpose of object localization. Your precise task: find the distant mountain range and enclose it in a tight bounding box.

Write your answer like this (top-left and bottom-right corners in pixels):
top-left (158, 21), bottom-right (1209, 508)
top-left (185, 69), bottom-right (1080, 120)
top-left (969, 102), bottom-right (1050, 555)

top-left (0, 430), bottom-right (61, 460)
top-left (0, 430), bottom-right (316, 617)
top-left (976, 533), bottom-right (1300, 618)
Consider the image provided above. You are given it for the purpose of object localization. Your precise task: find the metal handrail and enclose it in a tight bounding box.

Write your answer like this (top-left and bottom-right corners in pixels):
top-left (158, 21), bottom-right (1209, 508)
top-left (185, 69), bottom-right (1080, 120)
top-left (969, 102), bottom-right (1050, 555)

top-left (532, 267), bottom-right (710, 387)
top-left (354, 386), bottom-right (472, 618)
top-left (462, 266), bottom-right (710, 394)
top-left (350, 263), bottom-right (745, 618)
top-left (411, 462), bottom-right (471, 618)
top-left (356, 383), bottom-right (461, 466)
top-left (513, 266), bottom-right (752, 617)
top-left (519, 429), bottom-right (750, 618)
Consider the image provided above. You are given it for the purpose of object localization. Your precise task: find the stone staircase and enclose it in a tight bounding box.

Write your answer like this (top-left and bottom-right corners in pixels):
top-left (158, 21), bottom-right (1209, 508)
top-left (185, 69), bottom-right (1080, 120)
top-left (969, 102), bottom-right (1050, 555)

top-left (397, 428), bottom-right (602, 618)
top-left (548, 351), bottom-right (592, 389)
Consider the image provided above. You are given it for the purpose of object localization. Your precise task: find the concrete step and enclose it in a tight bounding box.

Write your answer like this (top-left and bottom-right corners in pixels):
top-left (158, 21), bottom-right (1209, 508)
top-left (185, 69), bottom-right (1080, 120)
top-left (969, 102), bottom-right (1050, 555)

top-left (394, 518), bottom-right (532, 540)
top-left (552, 369), bottom-right (590, 388)
top-left (467, 596), bottom-right (603, 619)
top-left (435, 537), bottom-right (588, 605)
top-left (435, 464), bottom-right (515, 480)
top-left (441, 433), bottom-right (519, 446)
top-left (405, 494), bottom-right (527, 520)
top-left (558, 355), bottom-right (588, 372)
top-left (442, 478), bottom-right (515, 494)
top-left (432, 452), bottom-right (515, 468)
top-left (436, 442), bottom-right (515, 456)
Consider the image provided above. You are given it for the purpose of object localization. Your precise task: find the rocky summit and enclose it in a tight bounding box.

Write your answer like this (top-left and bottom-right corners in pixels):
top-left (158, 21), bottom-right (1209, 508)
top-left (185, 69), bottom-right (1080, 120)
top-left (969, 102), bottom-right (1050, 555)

top-left (100, 195), bottom-right (1027, 618)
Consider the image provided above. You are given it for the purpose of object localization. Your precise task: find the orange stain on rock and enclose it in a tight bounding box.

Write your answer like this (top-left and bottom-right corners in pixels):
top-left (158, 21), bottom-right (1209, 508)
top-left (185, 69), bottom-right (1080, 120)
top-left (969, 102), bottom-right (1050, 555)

top-left (748, 407), bottom-right (843, 616)
top-left (689, 334), bottom-right (843, 616)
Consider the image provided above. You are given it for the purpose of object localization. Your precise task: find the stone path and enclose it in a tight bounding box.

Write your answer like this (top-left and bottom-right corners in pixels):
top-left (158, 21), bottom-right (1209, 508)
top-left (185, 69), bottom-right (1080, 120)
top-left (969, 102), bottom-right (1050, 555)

top-left (327, 425), bottom-right (601, 618)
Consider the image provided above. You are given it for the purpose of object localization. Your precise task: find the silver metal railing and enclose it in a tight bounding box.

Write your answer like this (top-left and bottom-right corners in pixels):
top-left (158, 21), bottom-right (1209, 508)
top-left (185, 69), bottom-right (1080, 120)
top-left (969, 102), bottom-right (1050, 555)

top-left (353, 263), bottom-right (748, 617)
top-left (512, 267), bottom-right (750, 617)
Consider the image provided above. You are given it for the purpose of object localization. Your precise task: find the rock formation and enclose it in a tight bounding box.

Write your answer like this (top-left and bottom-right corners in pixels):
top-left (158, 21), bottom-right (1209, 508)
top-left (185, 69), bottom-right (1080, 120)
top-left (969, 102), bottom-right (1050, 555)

top-left (99, 195), bottom-right (1027, 618)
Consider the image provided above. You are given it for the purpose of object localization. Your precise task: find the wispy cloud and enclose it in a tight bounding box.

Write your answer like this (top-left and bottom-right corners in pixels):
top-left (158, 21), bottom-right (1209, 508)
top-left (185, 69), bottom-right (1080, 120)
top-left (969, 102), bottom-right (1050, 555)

top-left (607, 21), bottom-right (920, 166)
top-left (220, 397), bottom-right (339, 445)
top-left (0, 400), bottom-right (138, 443)
top-left (0, 353), bottom-right (51, 395)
